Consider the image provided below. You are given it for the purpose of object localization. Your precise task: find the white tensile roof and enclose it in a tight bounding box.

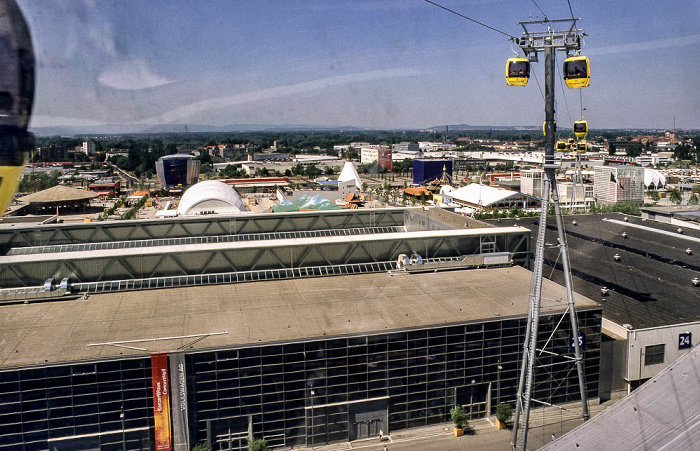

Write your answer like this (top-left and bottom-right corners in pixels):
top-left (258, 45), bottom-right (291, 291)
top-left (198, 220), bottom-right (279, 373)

top-left (337, 161), bottom-right (362, 189)
top-left (176, 180), bottom-right (246, 215)
top-left (644, 168), bottom-right (666, 188)
top-left (449, 184), bottom-right (522, 207)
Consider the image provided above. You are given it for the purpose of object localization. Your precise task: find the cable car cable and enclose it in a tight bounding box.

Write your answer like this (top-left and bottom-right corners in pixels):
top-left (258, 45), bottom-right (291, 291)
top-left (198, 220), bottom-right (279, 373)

top-left (565, 0), bottom-right (577, 26)
top-left (531, 68), bottom-right (544, 101)
top-left (530, 0), bottom-right (548, 21)
top-left (423, 0), bottom-right (516, 39)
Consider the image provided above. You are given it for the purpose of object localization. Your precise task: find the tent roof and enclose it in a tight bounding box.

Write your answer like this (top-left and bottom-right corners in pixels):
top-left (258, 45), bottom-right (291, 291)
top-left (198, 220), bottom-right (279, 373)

top-left (21, 185), bottom-right (100, 204)
top-left (450, 184), bottom-right (524, 207)
top-left (337, 161), bottom-right (362, 189)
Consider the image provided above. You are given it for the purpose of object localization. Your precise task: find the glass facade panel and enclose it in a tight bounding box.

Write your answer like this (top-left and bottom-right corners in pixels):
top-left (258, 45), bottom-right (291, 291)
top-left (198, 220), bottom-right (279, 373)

top-left (0, 310), bottom-right (601, 450)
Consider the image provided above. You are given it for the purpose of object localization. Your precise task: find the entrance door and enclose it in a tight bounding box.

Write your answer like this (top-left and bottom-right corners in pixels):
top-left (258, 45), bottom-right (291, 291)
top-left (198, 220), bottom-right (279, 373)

top-left (207, 417), bottom-right (248, 451)
top-left (457, 383), bottom-right (490, 419)
top-left (348, 399), bottom-right (388, 441)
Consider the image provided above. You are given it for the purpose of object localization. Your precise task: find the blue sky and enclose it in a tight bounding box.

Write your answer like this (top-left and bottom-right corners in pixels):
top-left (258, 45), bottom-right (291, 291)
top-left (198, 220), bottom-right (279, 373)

top-left (17, 0), bottom-right (700, 130)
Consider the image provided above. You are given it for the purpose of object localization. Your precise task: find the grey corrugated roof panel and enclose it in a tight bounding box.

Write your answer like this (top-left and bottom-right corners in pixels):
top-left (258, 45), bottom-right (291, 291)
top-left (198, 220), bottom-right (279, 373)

top-left (541, 346), bottom-right (700, 450)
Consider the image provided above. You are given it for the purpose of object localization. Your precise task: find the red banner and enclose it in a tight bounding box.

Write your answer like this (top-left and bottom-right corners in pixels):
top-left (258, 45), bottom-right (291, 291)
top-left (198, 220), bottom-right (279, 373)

top-left (151, 352), bottom-right (172, 451)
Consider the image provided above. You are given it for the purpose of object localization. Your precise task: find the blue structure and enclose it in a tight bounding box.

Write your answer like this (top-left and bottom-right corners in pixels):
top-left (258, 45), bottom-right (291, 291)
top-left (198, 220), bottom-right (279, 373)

top-left (413, 159), bottom-right (453, 185)
top-left (155, 154), bottom-right (201, 188)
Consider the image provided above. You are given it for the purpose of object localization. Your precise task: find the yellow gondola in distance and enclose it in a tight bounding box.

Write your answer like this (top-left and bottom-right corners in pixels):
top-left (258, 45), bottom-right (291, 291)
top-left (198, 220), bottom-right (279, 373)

top-left (563, 55), bottom-right (590, 88)
top-left (573, 120), bottom-right (588, 138)
top-left (506, 57), bottom-right (530, 87)
top-left (556, 140), bottom-right (568, 152)
top-left (567, 137), bottom-right (575, 146)
top-left (543, 121), bottom-right (556, 136)
top-left (576, 141), bottom-right (587, 153)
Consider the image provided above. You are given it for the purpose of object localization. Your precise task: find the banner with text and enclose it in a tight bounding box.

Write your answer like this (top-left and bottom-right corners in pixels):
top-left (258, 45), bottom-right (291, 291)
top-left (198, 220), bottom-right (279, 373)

top-left (169, 351), bottom-right (190, 451)
top-left (151, 352), bottom-right (172, 451)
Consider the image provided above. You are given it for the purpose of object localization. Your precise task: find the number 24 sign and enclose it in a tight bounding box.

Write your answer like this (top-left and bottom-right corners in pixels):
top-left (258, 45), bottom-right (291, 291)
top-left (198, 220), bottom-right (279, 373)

top-left (679, 333), bottom-right (692, 350)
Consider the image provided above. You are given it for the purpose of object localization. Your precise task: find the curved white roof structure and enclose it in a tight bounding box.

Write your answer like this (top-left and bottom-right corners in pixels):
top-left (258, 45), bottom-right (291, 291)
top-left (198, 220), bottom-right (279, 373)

top-left (450, 184), bottom-right (523, 208)
top-left (440, 185), bottom-right (455, 195)
top-left (644, 168), bottom-right (666, 189)
top-left (177, 180), bottom-right (246, 215)
top-left (337, 161), bottom-right (362, 189)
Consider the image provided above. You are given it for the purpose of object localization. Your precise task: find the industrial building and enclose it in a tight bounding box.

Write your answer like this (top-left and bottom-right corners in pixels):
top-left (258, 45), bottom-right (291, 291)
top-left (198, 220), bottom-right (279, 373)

top-left (499, 213), bottom-right (700, 395)
top-left (0, 208), bottom-right (603, 450)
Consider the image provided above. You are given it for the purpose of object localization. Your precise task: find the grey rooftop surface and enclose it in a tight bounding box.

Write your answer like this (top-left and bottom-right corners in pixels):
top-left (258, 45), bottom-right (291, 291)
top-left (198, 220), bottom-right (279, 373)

top-left (497, 213), bottom-right (700, 329)
top-left (0, 265), bottom-right (599, 369)
top-left (541, 345), bottom-right (700, 451)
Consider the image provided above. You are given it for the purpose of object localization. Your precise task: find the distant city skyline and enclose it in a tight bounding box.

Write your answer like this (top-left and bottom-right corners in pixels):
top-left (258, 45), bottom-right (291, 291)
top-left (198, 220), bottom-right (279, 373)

top-left (18, 0), bottom-right (700, 132)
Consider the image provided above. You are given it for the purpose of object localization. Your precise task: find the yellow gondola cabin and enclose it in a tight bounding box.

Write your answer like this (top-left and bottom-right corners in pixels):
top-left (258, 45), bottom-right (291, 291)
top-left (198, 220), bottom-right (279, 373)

top-left (506, 57), bottom-right (530, 86)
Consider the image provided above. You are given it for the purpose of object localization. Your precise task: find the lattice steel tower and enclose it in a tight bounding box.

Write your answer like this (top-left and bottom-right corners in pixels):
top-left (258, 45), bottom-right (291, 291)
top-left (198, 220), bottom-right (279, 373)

top-left (509, 19), bottom-right (590, 451)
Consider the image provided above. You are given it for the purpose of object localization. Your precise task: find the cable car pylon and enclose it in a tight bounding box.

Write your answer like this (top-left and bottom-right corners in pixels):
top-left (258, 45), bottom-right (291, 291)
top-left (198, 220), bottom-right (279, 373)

top-left (508, 18), bottom-right (591, 451)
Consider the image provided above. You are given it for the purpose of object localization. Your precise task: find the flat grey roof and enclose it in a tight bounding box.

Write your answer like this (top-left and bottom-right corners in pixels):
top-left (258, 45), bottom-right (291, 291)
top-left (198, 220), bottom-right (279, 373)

top-left (497, 213), bottom-right (700, 329)
top-left (642, 205), bottom-right (700, 215)
top-left (0, 266), bottom-right (599, 369)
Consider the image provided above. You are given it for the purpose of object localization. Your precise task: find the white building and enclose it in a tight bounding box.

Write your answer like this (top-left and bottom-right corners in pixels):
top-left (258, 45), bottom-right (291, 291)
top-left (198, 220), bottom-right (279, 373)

top-left (521, 169), bottom-right (545, 199)
top-left (418, 142), bottom-right (457, 151)
top-left (593, 165), bottom-right (645, 206)
top-left (82, 140), bottom-right (96, 156)
top-left (558, 182), bottom-right (595, 210)
top-left (636, 153), bottom-right (670, 167)
top-left (360, 145), bottom-right (391, 165)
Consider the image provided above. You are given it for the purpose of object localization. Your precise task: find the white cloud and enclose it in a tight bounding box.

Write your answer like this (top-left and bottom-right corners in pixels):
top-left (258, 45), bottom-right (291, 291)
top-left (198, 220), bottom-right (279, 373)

top-left (98, 59), bottom-right (173, 90)
top-left (588, 34), bottom-right (700, 56)
top-left (142, 68), bottom-right (430, 124)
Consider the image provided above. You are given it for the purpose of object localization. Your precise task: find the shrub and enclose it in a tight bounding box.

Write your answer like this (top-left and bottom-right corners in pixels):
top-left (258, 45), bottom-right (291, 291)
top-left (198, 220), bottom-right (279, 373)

top-left (450, 405), bottom-right (468, 429)
top-left (496, 402), bottom-right (513, 423)
top-left (248, 437), bottom-right (270, 451)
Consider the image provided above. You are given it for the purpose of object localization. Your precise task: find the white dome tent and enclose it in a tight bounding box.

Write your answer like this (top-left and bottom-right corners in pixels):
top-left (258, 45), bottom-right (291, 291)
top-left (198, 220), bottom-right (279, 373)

top-left (176, 180), bottom-right (246, 216)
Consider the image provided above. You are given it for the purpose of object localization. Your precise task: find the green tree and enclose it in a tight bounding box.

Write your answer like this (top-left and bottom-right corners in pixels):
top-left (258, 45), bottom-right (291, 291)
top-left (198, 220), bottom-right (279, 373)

top-left (304, 164), bottom-right (321, 178)
top-left (673, 143), bottom-right (694, 161)
top-left (688, 193), bottom-right (699, 205)
top-left (291, 163), bottom-right (305, 176)
top-left (647, 190), bottom-right (660, 202)
top-left (669, 188), bottom-right (682, 205)
top-left (608, 142), bottom-right (616, 156)
top-left (626, 143), bottom-right (643, 158)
